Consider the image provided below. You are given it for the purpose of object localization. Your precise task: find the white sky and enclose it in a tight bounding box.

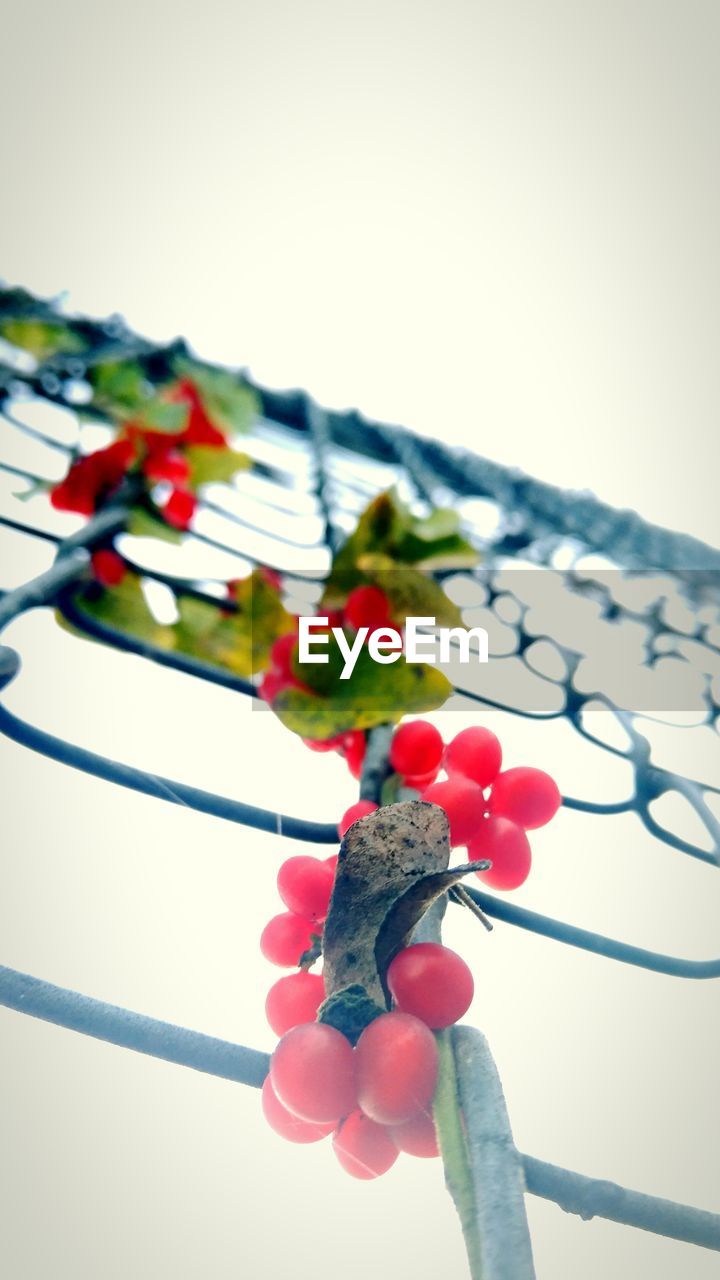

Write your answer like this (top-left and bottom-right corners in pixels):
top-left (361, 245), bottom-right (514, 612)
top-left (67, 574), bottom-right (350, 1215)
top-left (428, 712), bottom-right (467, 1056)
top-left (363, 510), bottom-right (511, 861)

top-left (2, 1), bottom-right (719, 548)
top-left (1, 3), bottom-right (719, 1278)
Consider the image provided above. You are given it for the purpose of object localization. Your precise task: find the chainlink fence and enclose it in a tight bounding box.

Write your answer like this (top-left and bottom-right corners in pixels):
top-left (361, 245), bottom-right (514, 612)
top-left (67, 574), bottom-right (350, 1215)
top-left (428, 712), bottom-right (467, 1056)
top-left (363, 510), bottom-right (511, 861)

top-left (0, 287), bottom-right (718, 1268)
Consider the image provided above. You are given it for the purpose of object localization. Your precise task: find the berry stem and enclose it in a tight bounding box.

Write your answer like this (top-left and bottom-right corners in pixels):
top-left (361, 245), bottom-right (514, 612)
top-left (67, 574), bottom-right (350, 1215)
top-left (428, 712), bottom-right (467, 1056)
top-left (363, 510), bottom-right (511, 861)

top-left (451, 1025), bottom-right (536, 1280)
top-left (358, 723), bottom-right (394, 803)
top-left (433, 1029), bottom-right (485, 1280)
top-left (415, 900), bottom-right (485, 1274)
top-left (449, 884), bottom-right (494, 933)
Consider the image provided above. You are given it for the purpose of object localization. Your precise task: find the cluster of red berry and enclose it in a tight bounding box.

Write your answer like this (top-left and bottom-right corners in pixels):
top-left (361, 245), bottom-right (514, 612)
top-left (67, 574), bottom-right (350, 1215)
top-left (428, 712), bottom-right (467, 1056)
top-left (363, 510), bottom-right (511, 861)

top-left (340, 721), bottom-right (561, 890)
top-left (50, 377), bottom-right (228, 529)
top-left (262, 882), bottom-right (475, 1179)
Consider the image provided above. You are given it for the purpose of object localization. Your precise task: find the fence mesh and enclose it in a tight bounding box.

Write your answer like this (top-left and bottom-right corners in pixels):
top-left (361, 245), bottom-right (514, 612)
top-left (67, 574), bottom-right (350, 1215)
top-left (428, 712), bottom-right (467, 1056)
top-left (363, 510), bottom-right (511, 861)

top-left (0, 287), bottom-right (718, 1262)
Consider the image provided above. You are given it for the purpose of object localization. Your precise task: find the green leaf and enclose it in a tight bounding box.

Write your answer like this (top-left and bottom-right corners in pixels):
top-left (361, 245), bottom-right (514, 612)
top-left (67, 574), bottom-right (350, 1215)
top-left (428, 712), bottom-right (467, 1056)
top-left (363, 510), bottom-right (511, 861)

top-left (90, 361), bottom-right (191, 433)
top-left (139, 399), bottom-right (189, 433)
top-left (323, 489), bottom-right (479, 605)
top-left (0, 317), bottom-right (85, 361)
top-left (71, 573), bottom-right (172, 648)
top-left (393, 530), bottom-right (479, 570)
top-left (90, 360), bottom-right (149, 414)
top-left (172, 597), bottom-right (241, 669)
top-left (408, 508), bottom-right (461, 542)
top-left (175, 358), bottom-right (258, 436)
top-left (185, 444), bottom-right (251, 487)
top-left (323, 491), bottom-right (406, 601)
top-left (126, 506), bottom-right (183, 544)
top-left (380, 772), bottom-right (405, 807)
top-left (274, 642), bottom-right (452, 737)
top-left (172, 569), bottom-right (292, 677)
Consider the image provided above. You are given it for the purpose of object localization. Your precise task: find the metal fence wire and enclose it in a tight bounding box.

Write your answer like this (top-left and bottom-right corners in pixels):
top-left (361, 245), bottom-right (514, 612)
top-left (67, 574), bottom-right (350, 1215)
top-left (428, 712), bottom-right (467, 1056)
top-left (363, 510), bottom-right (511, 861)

top-left (0, 288), bottom-right (718, 1268)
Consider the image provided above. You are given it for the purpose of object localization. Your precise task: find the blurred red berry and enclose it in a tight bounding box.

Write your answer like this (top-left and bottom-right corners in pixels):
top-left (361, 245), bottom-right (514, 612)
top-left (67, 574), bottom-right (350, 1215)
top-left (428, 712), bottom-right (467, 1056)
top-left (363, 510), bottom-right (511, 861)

top-left (445, 726), bottom-right (502, 789)
top-left (91, 549), bottom-right (126, 588)
top-left (344, 585), bottom-right (391, 631)
top-left (390, 1111), bottom-right (440, 1158)
top-left (142, 448), bottom-right (190, 486)
top-left (302, 734), bottom-right (345, 753)
top-left (259, 671), bottom-right (286, 703)
top-left (270, 632), bottom-right (298, 677)
top-left (338, 799), bottom-right (378, 838)
top-left (489, 767), bottom-right (561, 830)
top-left (387, 943), bottom-right (474, 1029)
top-left (162, 487), bottom-right (196, 529)
top-left (402, 765), bottom-right (441, 790)
top-left (390, 720), bottom-right (444, 778)
top-left (355, 1012), bottom-right (438, 1126)
top-left (168, 377), bottom-right (227, 447)
top-left (333, 1110), bottom-right (399, 1180)
top-left (265, 971), bottom-right (326, 1037)
top-left (278, 856), bottom-right (335, 922)
top-left (270, 1022), bottom-right (357, 1124)
top-left (259, 668), bottom-right (308, 703)
top-left (467, 816), bottom-right (532, 890)
top-left (342, 730), bottom-right (366, 779)
top-left (422, 778), bottom-right (487, 846)
top-left (260, 912), bottom-right (318, 967)
top-left (50, 439), bottom-right (134, 515)
top-left (50, 479), bottom-right (95, 516)
top-left (261, 1076), bottom-right (334, 1144)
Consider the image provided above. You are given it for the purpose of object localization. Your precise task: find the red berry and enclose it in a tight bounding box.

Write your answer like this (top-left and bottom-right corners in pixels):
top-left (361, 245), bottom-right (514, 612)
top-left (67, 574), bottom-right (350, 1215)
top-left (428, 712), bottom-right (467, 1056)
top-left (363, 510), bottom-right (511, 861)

top-left (261, 1075), bottom-right (334, 1144)
top-left (169, 377), bottom-right (227, 447)
top-left (445, 726), bottom-right (502, 789)
top-left (332, 1110), bottom-right (399, 1180)
top-left (338, 800), bottom-right (378, 838)
top-left (260, 913), bottom-right (318, 967)
top-left (355, 1012), bottom-right (438, 1125)
top-left (324, 854), bottom-right (339, 875)
top-left (270, 631), bottom-right (297, 676)
top-left (489, 767), bottom-right (561, 830)
top-left (402, 765), bottom-right (441, 790)
top-left (50, 439), bottom-right (134, 515)
top-left (259, 671), bottom-right (284, 702)
top-left (344, 585), bottom-right (391, 631)
top-left (50, 479), bottom-right (95, 515)
top-left (91, 548), bottom-right (126, 587)
top-left (277, 856), bottom-right (335, 923)
top-left (265, 971), bottom-right (326, 1036)
top-left (270, 1022), bottom-right (356, 1124)
top-left (303, 734), bottom-right (345, 753)
top-left (387, 943), bottom-right (474, 1029)
top-left (467, 816), bottom-right (532, 890)
top-left (342, 730), bottom-right (366, 779)
top-left (422, 778), bottom-right (486, 847)
top-left (143, 449), bottom-right (190, 485)
top-left (390, 720), bottom-right (444, 778)
top-left (390, 1111), bottom-right (440, 1158)
top-left (163, 487), bottom-right (196, 529)
top-left (258, 670), bottom-right (307, 703)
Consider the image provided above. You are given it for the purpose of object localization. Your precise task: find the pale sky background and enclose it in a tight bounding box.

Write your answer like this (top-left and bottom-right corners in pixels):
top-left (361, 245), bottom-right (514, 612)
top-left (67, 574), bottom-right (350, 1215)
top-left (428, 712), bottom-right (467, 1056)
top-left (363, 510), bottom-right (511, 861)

top-left (1, 2), bottom-right (719, 1278)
